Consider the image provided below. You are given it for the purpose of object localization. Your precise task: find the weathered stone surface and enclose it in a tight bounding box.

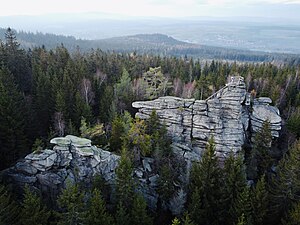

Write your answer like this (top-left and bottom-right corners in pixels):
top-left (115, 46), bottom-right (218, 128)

top-left (26, 150), bottom-right (57, 171)
top-left (50, 137), bottom-right (71, 146)
top-left (132, 76), bottom-right (282, 162)
top-left (257, 97), bottom-right (272, 105)
top-left (251, 103), bottom-right (281, 137)
top-left (1, 135), bottom-right (121, 206)
top-left (142, 158), bottom-right (153, 172)
top-left (65, 135), bottom-right (92, 147)
top-left (50, 135), bottom-right (91, 147)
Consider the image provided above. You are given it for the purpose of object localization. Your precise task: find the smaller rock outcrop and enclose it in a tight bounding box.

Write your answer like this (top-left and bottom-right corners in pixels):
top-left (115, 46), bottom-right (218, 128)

top-left (251, 98), bottom-right (281, 137)
top-left (1, 135), bottom-right (120, 202)
top-left (0, 135), bottom-right (162, 211)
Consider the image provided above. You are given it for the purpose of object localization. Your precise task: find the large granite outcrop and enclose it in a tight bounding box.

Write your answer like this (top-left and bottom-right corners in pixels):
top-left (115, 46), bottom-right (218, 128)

top-left (133, 76), bottom-right (282, 163)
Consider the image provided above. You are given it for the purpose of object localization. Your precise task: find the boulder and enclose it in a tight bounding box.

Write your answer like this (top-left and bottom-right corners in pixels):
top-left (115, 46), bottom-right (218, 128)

top-left (142, 158), bottom-right (153, 172)
top-left (65, 135), bottom-right (92, 147)
top-left (26, 150), bottom-right (57, 171)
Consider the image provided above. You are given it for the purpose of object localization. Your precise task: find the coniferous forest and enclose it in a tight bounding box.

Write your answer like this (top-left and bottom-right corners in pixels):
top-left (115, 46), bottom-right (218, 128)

top-left (1, 27), bottom-right (300, 225)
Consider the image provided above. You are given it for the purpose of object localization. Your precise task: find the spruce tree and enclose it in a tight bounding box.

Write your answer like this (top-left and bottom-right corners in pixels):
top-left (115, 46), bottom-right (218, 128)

top-left (188, 187), bottom-right (202, 224)
top-left (182, 213), bottom-right (195, 225)
top-left (253, 120), bottom-right (273, 180)
top-left (115, 147), bottom-right (135, 208)
top-left (110, 116), bottom-right (125, 152)
top-left (282, 201), bottom-right (300, 225)
top-left (146, 109), bottom-right (160, 136)
top-left (57, 182), bottom-right (86, 225)
top-left (157, 164), bottom-right (175, 202)
top-left (20, 186), bottom-right (50, 225)
top-left (0, 185), bottom-right (19, 225)
top-left (115, 202), bottom-right (130, 225)
top-left (222, 153), bottom-right (248, 225)
top-left (3, 28), bottom-right (32, 93)
top-left (171, 218), bottom-right (181, 225)
top-left (236, 214), bottom-right (246, 225)
top-left (188, 137), bottom-right (223, 225)
top-left (270, 140), bottom-right (300, 223)
top-left (130, 194), bottom-right (152, 225)
top-left (125, 118), bottom-right (151, 162)
top-left (84, 188), bottom-right (114, 225)
top-left (231, 186), bottom-right (252, 225)
top-left (32, 63), bottom-right (52, 137)
top-left (251, 175), bottom-right (268, 225)
top-left (114, 68), bottom-right (133, 113)
top-left (0, 67), bottom-right (28, 169)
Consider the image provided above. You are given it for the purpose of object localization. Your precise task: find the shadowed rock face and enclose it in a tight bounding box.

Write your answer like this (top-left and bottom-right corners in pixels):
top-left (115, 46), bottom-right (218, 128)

top-left (132, 76), bottom-right (281, 163)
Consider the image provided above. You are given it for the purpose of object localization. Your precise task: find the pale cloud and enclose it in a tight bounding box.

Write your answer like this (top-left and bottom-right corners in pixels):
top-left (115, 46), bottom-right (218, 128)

top-left (0, 0), bottom-right (300, 17)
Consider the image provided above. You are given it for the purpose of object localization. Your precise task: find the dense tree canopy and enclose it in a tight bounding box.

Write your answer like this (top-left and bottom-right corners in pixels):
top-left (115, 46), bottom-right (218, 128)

top-left (0, 28), bottom-right (300, 225)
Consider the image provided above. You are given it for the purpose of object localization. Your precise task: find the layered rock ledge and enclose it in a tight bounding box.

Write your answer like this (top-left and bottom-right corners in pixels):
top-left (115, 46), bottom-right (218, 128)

top-left (132, 76), bottom-right (282, 162)
top-left (0, 135), bottom-right (161, 211)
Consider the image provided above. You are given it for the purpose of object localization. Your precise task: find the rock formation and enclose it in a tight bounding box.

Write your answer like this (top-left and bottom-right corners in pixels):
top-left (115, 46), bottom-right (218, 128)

top-left (0, 135), bottom-right (160, 211)
top-left (0, 76), bottom-right (282, 215)
top-left (132, 76), bottom-right (281, 163)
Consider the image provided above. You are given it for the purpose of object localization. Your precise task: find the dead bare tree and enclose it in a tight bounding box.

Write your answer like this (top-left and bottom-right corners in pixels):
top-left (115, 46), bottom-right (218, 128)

top-left (54, 112), bottom-right (65, 137)
top-left (80, 78), bottom-right (94, 105)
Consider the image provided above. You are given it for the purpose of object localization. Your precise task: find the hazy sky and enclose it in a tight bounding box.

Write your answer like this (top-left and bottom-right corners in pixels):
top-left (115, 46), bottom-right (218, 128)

top-left (1, 0), bottom-right (300, 19)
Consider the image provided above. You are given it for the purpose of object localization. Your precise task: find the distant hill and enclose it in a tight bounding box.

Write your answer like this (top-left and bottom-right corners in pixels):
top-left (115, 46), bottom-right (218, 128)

top-left (1, 28), bottom-right (300, 65)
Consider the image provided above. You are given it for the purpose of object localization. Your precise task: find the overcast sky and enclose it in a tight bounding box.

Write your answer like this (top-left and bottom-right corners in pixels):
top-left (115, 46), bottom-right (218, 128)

top-left (1, 0), bottom-right (300, 20)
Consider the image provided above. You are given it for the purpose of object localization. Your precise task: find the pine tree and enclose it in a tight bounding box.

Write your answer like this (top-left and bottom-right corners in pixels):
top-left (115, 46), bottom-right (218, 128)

top-left (142, 67), bottom-right (170, 100)
top-left (188, 137), bottom-right (223, 225)
top-left (0, 185), bottom-right (19, 225)
top-left (130, 194), bottom-right (152, 225)
top-left (57, 182), bottom-right (86, 225)
top-left (84, 188), bottom-right (114, 225)
top-left (20, 186), bottom-right (50, 225)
